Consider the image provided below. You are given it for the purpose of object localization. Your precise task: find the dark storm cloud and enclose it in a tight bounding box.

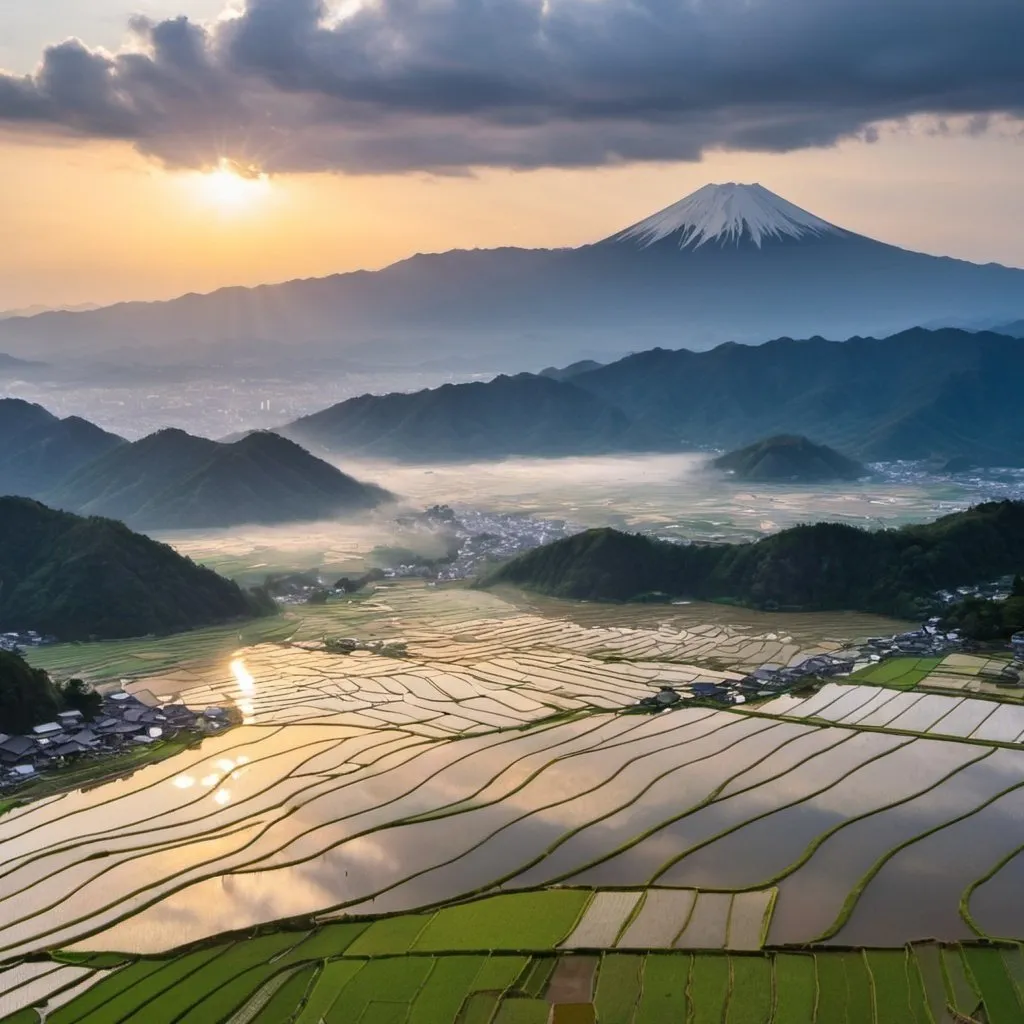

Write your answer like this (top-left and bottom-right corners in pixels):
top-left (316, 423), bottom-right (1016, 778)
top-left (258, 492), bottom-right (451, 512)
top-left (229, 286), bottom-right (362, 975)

top-left (0, 0), bottom-right (1022, 172)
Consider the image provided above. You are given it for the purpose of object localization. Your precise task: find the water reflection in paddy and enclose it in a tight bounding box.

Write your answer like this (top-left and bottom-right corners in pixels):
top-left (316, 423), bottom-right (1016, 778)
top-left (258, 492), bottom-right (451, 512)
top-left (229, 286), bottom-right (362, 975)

top-left (20, 709), bottom-right (1008, 954)
top-left (768, 745), bottom-right (1024, 944)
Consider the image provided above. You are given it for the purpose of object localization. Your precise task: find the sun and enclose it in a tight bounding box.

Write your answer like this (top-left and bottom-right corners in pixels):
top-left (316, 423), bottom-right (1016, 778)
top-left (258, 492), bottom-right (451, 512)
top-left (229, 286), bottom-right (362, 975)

top-left (190, 158), bottom-right (272, 213)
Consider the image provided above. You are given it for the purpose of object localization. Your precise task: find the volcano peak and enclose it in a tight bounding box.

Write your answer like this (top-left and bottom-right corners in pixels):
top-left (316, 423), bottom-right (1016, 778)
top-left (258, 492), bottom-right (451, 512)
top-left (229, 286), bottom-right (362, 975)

top-left (612, 182), bottom-right (847, 249)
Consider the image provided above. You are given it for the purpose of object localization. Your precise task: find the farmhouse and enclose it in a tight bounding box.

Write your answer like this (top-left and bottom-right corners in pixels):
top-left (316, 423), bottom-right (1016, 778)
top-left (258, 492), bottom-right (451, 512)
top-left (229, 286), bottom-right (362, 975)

top-left (0, 690), bottom-right (222, 786)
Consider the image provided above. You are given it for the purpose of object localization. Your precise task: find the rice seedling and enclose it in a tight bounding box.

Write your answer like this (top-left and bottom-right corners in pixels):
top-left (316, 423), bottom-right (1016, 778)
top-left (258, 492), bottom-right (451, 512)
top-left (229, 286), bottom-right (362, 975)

top-left (999, 946), bottom-right (1024, 1003)
top-left (905, 950), bottom-right (934, 1024)
top-left (294, 961), bottom-right (365, 1024)
top-left (686, 954), bottom-right (730, 1024)
top-left (843, 951), bottom-right (874, 1024)
top-left (962, 947), bottom-right (1024, 1024)
top-left (412, 892), bottom-right (590, 952)
top-left (44, 961), bottom-right (170, 1024)
top-left (248, 964), bottom-right (319, 1024)
top-left (407, 957), bottom-right (489, 1024)
top-left (634, 954), bottom-right (688, 1023)
top-left (593, 954), bottom-right (644, 1024)
top-left (724, 956), bottom-right (771, 1024)
top-left (468, 957), bottom-right (531, 994)
top-left (321, 958), bottom-right (433, 1023)
top-left (519, 958), bottom-right (557, 999)
top-left (459, 993), bottom-right (501, 1024)
top-left (909, 944), bottom-right (955, 1024)
top-left (345, 915), bottom-right (435, 956)
top-left (275, 922), bottom-right (369, 965)
top-left (864, 950), bottom-right (913, 1024)
top-left (811, 953), bottom-right (846, 1024)
top-left (492, 998), bottom-right (552, 1023)
top-left (759, 954), bottom-right (816, 1024)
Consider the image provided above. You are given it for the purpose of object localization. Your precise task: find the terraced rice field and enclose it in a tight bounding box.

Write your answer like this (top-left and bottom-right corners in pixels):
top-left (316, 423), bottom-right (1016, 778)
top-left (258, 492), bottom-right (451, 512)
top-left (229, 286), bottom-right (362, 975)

top-left (6, 581), bottom-right (1024, 1021)
top-left (3, 922), bottom-right (1021, 1024)
top-left (848, 652), bottom-right (1023, 699)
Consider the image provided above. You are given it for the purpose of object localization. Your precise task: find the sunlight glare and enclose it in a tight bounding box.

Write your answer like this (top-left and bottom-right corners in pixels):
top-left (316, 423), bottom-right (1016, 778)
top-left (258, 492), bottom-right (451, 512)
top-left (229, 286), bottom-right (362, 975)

top-left (230, 657), bottom-right (256, 693)
top-left (190, 159), bottom-right (271, 213)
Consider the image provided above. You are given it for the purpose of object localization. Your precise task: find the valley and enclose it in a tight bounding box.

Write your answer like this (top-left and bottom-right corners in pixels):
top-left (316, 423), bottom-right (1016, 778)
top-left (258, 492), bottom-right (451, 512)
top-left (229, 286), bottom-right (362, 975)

top-left (3, 574), bottom-right (1024, 1021)
top-left (4, 351), bottom-right (1024, 1020)
top-left (3, 166), bottom-right (1024, 1024)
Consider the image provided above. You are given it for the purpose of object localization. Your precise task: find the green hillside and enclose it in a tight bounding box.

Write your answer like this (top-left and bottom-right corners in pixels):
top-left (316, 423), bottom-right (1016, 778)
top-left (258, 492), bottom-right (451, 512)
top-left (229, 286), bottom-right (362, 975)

top-left (0, 649), bottom-right (62, 734)
top-left (570, 327), bottom-right (1024, 465)
top-left (487, 500), bottom-right (1024, 618)
top-left (0, 497), bottom-right (275, 639)
top-left (712, 435), bottom-right (866, 482)
top-left (281, 372), bottom-right (668, 460)
top-left (0, 398), bottom-right (124, 497)
top-left (48, 429), bottom-right (392, 530)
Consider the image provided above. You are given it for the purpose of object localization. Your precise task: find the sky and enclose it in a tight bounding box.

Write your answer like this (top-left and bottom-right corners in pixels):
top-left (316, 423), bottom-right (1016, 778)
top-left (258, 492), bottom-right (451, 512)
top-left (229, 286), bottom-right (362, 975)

top-left (1, 0), bottom-right (1023, 311)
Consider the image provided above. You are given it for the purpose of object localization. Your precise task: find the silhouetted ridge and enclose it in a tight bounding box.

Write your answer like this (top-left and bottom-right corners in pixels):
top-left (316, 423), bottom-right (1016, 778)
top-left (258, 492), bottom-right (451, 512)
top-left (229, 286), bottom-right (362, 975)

top-left (47, 428), bottom-right (392, 529)
top-left (569, 328), bottom-right (1024, 465)
top-left (3, 184), bottom-right (1024, 366)
top-left (281, 372), bottom-right (668, 460)
top-left (0, 398), bottom-right (125, 497)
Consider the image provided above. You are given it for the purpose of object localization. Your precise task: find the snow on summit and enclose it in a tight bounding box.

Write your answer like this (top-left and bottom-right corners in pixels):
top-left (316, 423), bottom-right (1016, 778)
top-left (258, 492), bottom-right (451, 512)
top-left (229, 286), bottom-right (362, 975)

top-left (615, 182), bottom-right (845, 249)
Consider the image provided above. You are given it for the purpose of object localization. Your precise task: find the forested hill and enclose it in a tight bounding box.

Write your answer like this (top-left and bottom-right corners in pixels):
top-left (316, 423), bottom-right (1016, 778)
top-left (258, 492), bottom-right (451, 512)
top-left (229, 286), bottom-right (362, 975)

top-left (46, 429), bottom-right (392, 530)
top-left (0, 498), bottom-right (275, 640)
top-left (567, 328), bottom-right (1024, 465)
top-left (712, 435), bottom-right (866, 482)
top-left (487, 501), bottom-right (1024, 619)
top-left (0, 650), bottom-right (62, 734)
top-left (278, 327), bottom-right (1024, 465)
top-left (280, 373), bottom-right (669, 460)
top-left (0, 398), bottom-right (124, 497)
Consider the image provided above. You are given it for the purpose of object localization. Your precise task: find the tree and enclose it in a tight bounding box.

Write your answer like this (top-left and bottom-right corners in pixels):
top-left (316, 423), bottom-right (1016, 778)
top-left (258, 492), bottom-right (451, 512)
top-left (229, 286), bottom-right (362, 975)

top-left (59, 678), bottom-right (103, 720)
top-left (1012, 574), bottom-right (1024, 599)
top-left (0, 650), bottom-right (61, 734)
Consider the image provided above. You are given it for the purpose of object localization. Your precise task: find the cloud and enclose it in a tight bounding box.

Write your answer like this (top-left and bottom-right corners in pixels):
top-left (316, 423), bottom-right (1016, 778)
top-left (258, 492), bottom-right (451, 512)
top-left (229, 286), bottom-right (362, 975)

top-left (0, 0), bottom-right (1022, 174)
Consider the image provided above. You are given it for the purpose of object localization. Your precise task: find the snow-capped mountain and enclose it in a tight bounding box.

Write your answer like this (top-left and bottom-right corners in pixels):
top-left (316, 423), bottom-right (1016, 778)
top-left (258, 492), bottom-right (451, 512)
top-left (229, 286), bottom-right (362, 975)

top-left (613, 182), bottom-right (845, 249)
top-left (2, 183), bottom-right (1022, 368)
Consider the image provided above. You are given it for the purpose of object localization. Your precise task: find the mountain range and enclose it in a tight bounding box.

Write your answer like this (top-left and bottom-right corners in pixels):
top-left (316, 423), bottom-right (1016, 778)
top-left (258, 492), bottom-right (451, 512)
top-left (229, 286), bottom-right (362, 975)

top-left (280, 373), bottom-right (666, 461)
top-left (566, 327), bottom-right (1024, 465)
top-left (0, 497), bottom-right (274, 640)
top-left (0, 183), bottom-right (1022, 369)
top-left (994, 320), bottom-right (1024, 338)
top-left (0, 400), bottom-right (392, 530)
top-left (278, 327), bottom-right (1024, 466)
top-left (47, 429), bottom-right (392, 530)
top-left (0, 399), bottom-right (124, 496)
top-left (0, 352), bottom-right (46, 371)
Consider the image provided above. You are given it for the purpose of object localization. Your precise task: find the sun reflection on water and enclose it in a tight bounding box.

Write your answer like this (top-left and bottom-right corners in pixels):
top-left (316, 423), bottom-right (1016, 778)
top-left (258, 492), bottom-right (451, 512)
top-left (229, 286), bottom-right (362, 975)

top-left (230, 657), bottom-right (257, 724)
top-left (230, 658), bottom-right (255, 692)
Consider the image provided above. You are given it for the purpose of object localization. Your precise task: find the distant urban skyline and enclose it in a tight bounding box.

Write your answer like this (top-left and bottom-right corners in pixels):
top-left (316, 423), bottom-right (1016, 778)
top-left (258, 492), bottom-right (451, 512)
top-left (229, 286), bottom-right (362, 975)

top-left (1, 0), bottom-right (1022, 311)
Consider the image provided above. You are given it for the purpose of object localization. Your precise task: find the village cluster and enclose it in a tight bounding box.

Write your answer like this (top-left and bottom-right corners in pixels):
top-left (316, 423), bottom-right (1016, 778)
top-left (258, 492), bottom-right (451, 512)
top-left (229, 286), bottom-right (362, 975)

top-left (0, 691), bottom-right (232, 786)
top-left (0, 630), bottom-right (56, 653)
top-left (633, 620), bottom-right (1024, 712)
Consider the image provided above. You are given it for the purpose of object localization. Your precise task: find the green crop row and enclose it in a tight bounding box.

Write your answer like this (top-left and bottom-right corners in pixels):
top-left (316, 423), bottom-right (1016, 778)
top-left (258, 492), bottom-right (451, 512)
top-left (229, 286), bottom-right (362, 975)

top-left (847, 657), bottom-right (945, 690)
top-left (10, 940), bottom-right (1024, 1024)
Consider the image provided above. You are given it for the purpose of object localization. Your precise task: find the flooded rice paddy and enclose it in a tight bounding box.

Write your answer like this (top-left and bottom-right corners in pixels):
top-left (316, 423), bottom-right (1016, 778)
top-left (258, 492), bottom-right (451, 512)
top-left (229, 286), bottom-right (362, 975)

top-left (7, 580), bottom-right (1024, 962)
